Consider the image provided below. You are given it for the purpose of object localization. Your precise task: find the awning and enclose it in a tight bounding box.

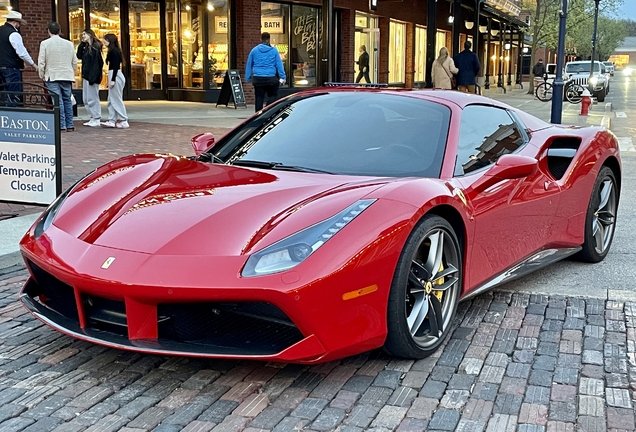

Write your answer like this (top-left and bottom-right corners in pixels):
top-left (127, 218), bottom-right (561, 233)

top-left (481, 4), bottom-right (528, 29)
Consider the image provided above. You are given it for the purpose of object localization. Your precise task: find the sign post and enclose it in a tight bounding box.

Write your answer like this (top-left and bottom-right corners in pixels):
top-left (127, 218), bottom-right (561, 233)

top-left (216, 70), bottom-right (247, 109)
top-left (0, 83), bottom-right (62, 205)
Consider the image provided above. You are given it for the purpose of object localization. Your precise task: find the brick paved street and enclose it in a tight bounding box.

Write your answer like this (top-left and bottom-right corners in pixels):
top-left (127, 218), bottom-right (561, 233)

top-left (1, 261), bottom-right (635, 431)
top-left (0, 121), bottom-right (231, 220)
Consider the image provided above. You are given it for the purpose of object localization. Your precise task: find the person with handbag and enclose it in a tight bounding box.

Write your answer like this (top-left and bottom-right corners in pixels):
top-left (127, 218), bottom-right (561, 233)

top-left (431, 47), bottom-right (458, 90)
top-left (76, 28), bottom-right (103, 127)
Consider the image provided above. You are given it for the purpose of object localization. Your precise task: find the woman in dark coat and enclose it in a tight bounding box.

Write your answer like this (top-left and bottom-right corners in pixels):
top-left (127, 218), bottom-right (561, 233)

top-left (76, 29), bottom-right (103, 127)
top-left (355, 45), bottom-right (371, 83)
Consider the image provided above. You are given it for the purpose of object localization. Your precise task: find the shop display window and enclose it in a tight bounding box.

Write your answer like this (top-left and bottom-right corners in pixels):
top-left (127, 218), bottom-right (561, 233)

top-left (389, 20), bottom-right (406, 84)
top-left (436, 30), bottom-right (449, 57)
top-left (69, 0), bottom-right (86, 88)
top-left (180, 1), bottom-right (203, 88)
top-left (414, 25), bottom-right (426, 83)
top-left (291, 6), bottom-right (318, 87)
top-left (208, 1), bottom-right (229, 88)
top-left (129, 1), bottom-right (162, 90)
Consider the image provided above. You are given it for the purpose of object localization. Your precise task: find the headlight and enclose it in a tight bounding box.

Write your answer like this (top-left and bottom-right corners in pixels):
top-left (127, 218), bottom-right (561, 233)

top-left (588, 77), bottom-right (598, 86)
top-left (241, 199), bottom-right (376, 277)
top-left (33, 172), bottom-right (93, 239)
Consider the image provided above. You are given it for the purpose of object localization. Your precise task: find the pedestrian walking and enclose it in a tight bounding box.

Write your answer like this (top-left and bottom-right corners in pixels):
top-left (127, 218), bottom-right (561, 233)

top-left (102, 33), bottom-right (129, 129)
top-left (245, 32), bottom-right (286, 112)
top-left (431, 47), bottom-right (458, 90)
top-left (38, 22), bottom-right (77, 132)
top-left (0, 10), bottom-right (37, 106)
top-left (532, 58), bottom-right (546, 92)
top-left (76, 29), bottom-right (103, 127)
top-left (355, 45), bottom-right (371, 83)
top-left (453, 41), bottom-right (481, 94)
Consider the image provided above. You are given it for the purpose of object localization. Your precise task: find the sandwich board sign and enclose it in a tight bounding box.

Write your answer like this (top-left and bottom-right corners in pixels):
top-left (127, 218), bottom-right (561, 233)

top-left (0, 88), bottom-right (62, 205)
top-left (216, 70), bottom-right (247, 109)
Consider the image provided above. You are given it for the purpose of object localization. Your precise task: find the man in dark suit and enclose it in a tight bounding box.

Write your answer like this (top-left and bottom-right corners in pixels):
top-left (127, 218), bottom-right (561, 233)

top-left (453, 40), bottom-right (481, 94)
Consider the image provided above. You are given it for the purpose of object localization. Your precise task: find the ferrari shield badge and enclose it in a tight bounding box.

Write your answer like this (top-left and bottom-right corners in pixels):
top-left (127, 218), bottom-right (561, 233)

top-left (101, 257), bottom-right (116, 269)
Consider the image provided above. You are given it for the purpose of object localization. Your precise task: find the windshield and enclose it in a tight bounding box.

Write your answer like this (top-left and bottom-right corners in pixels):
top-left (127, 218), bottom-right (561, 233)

top-left (566, 63), bottom-right (600, 73)
top-left (217, 92), bottom-right (451, 178)
top-left (603, 62), bottom-right (613, 67)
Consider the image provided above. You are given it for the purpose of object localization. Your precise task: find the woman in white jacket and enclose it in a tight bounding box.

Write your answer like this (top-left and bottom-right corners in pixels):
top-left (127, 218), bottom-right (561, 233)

top-left (431, 47), bottom-right (459, 90)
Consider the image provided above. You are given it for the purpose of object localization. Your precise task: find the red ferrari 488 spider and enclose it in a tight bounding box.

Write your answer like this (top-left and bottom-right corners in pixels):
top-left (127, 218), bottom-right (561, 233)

top-left (20, 89), bottom-right (621, 364)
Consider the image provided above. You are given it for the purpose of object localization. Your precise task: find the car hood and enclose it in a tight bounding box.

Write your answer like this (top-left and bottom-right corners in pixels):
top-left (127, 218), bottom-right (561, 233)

top-left (52, 154), bottom-right (393, 255)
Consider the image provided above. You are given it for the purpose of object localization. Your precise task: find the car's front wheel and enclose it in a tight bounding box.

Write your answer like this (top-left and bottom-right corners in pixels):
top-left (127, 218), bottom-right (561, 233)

top-left (384, 215), bottom-right (462, 359)
top-left (575, 166), bottom-right (618, 263)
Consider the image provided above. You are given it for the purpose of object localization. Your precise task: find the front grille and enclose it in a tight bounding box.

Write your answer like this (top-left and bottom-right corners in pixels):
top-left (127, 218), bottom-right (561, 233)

top-left (158, 302), bottom-right (304, 355)
top-left (27, 260), bottom-right (79, 320)
top-left (82, 294), bottom-right (128, 337)
top-left (572, 77), bottom-right (588, 86)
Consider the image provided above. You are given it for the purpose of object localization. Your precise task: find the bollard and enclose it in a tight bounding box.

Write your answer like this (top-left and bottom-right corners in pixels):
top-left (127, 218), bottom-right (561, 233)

top-left (580, 88), bottom-right (591, 116)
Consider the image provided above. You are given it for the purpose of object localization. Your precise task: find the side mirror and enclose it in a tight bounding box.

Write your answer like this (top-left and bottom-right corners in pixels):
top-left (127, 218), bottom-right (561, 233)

top-left (191, 132), bottom-right (216, 156)
top-left (468, 154), bottom-right (538, 196)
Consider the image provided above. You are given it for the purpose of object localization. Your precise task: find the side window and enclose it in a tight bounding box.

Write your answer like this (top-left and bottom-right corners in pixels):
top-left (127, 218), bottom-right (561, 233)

top-left (454, 105), bottom-right (526, 176)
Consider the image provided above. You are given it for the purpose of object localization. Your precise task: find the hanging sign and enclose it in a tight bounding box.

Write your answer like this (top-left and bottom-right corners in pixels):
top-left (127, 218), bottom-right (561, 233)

top-left (0, 109), bottom-right (60, 204)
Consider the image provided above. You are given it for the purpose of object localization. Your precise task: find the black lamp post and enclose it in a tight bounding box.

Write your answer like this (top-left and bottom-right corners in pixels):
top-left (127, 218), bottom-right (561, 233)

top-left (550, 0), bottom-right (568, 124)
top-left (589, 0), bottom-right (601, 84)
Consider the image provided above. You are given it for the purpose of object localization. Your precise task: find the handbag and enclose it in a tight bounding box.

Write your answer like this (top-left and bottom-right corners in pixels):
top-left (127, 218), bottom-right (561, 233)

top-left (443, 65), bottom-right (457, 89)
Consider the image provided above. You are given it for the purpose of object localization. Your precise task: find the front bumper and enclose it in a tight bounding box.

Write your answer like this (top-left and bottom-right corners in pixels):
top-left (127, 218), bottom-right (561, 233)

top-left (19, 216), bottom-right (400, 363)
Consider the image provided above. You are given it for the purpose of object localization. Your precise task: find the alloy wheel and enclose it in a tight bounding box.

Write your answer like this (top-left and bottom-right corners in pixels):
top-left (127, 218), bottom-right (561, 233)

top-left (406, 228), bottom-right (460, 348)
top-left (593, 178), bottom-right (617, 254)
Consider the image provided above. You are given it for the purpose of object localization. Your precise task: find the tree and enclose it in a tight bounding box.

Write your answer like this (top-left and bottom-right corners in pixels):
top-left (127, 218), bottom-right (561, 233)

top-left (620, 19), bottom-right (636, 36)
top-left (569, 15), bottom-right (627, 60)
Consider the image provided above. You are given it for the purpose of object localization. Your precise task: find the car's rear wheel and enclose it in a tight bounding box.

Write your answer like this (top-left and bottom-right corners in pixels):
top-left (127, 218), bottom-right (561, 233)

top-left (384, 215), bottom-right (461, 359)
top-left (575, 166), bottom-right (618, 263)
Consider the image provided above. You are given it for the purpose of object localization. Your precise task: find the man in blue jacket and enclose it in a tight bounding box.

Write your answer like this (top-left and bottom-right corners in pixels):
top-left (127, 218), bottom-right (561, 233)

top-left (453, 41), bottom-right (481, 94)
top-left (245, 32), bottom-right (287, 111)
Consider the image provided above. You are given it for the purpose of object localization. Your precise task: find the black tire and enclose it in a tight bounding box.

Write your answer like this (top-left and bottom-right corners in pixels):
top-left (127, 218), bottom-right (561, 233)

top-left (535, 82), bottom-right (553, 102)
top-left (595, 90), bottom-right (606, 103)
top-left (384, 215), bottom-right (462, 359)
top-left (575, 166), bottom-right (618, 263)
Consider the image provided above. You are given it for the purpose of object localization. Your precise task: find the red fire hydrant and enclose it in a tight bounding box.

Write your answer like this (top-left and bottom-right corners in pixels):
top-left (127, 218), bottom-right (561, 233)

top-left (580, 88), bottom-right (591, 116)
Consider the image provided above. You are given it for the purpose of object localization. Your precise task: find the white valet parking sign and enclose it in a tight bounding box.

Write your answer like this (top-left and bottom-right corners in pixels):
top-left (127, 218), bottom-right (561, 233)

top-left (0, 109), bottom-right (60, 205)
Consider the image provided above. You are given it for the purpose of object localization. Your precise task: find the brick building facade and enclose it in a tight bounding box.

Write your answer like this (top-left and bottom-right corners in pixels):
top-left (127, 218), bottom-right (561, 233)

top-left (4, 0), bottom-right (527, 104)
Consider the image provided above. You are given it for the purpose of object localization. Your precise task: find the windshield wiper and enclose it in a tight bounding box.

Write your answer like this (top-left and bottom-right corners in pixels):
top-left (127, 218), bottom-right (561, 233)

top-left (232, 160), bottom-right (332, 174)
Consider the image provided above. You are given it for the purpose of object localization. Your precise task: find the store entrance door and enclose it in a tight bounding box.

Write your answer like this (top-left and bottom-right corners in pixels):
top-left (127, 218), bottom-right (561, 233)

top-left (354, 14), bottom-right (379, 83)
top-left (122, 1), bottom-right (167, 99)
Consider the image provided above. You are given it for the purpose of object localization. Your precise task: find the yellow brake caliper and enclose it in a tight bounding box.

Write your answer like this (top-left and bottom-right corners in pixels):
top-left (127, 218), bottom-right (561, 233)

top-left (433, 263), bottom-right (444, 301)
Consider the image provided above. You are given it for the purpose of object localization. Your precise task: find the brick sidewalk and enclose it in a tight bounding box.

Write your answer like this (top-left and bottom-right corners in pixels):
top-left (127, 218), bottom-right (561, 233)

top-left (1, 264), bottom-right (635, 432)
top-left (0, 123), bottom-right (231, 220)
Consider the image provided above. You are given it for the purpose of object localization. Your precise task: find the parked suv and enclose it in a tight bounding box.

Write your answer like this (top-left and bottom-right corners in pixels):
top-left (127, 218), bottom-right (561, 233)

top-left (565, 60), bottom-right (609, 102)
top-left (602, 61), bottom-right (615, 76)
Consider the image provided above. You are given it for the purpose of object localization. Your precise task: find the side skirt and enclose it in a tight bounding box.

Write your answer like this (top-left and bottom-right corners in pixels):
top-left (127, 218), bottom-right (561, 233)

top-left (460, 247), bottom-right (582, 302)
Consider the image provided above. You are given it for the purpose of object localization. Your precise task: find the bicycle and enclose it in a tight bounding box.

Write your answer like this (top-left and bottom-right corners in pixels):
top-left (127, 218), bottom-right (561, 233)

top-left (535, 77), bottom-right (586, 104)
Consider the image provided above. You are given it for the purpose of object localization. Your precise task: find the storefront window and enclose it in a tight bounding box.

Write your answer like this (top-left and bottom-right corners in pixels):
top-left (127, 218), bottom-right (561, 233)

top-left (208, 0), bottom-right (229, 88)
top-left (166, 0), bottom-right (180, 87)
top-left (291, 6), bottom-right (318, 87)
top-left (89, 0), bottom-right (120, 89)
top-left (414, 25), bottom-right (426, 83)
top-left (261, 3), bottom-right (289, 86)
top-left (129, 1), bottom-right (162, 90)
top-left (69, 0), bottom-right (85, 88)
top-left (180, 1), bottom-right (203, 88)
top-left (388, 20), bottom-right (406, 84)
top-left (0, 0), bottom-right (17, 14)
top-left (436, 31), bottom-right (448, 57)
